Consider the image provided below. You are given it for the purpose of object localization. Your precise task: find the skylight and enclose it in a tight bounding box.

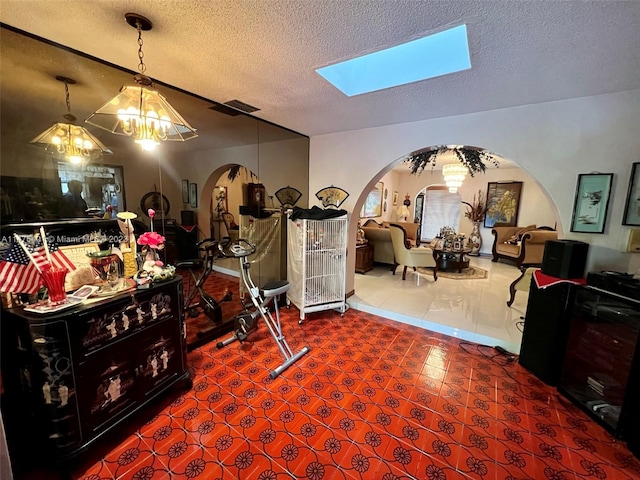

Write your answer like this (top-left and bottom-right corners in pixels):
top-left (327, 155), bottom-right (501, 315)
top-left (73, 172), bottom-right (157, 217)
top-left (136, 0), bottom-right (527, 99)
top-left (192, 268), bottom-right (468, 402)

top-left (316, 24), bottom-right (471, 97)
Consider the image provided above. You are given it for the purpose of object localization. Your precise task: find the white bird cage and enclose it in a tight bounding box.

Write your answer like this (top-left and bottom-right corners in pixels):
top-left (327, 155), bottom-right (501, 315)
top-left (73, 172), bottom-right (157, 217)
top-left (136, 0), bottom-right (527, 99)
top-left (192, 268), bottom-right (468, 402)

top-left (287, 214), bottom-right (348, 322)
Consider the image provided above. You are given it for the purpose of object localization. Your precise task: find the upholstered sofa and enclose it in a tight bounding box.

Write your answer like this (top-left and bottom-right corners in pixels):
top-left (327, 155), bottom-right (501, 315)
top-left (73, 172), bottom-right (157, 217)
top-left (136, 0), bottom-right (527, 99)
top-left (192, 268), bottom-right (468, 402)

top-left (491, 225), bottom-right (558, 268)
top-left (361, 220), bottom-right (420, 265)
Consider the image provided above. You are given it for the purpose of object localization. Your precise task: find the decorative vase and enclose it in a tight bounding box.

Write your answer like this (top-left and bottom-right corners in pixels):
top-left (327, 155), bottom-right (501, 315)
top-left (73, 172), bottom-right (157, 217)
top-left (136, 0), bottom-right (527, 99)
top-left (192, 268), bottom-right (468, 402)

top-left (469, 221), bottom-right (482, 256)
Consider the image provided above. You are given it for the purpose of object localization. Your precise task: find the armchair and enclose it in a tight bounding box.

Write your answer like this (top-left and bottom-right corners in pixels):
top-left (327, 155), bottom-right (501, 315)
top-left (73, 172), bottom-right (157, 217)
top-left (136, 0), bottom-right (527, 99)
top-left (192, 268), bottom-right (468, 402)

top-left (389, 224), bottom-right (437, 281)
top-left (491, 225), bottom-right (557, 268)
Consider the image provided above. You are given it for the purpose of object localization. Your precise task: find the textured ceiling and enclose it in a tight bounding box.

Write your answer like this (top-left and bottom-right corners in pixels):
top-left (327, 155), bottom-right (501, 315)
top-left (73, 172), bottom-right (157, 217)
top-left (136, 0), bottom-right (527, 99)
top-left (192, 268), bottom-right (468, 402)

top-left (1, 0), bottom-right (640, 138)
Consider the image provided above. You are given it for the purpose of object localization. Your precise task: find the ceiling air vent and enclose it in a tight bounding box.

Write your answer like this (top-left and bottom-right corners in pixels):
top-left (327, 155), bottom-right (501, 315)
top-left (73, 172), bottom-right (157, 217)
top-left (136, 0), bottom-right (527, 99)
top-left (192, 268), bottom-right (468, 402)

top-left (225, 99), bottom-right (260, 113)
top-left (208, 99), bottom-right (260, 116)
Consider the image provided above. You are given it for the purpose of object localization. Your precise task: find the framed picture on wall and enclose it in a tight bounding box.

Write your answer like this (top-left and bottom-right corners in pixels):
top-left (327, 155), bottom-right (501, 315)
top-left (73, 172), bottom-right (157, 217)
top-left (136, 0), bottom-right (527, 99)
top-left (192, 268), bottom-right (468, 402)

top-left (623, 162), bottom-right (640, 226)
top-left (182, 179), bottom-right (190, 203)
top-left (484, 181), bottom-right (523, 228)
top-left (189, 183), bottom-right (198, 208)
top-left (360, 182), bottom-right (383, 218)
top-left (392, 191), bottom-right (398, 206)
top-left (570, 173), bottom-right (613, 233)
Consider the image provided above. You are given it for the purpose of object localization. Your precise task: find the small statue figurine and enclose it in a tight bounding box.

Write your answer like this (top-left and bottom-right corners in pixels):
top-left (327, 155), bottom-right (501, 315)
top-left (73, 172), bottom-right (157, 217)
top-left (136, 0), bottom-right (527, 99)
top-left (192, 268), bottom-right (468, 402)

top-left (356, 221), bottom-right (368, 245)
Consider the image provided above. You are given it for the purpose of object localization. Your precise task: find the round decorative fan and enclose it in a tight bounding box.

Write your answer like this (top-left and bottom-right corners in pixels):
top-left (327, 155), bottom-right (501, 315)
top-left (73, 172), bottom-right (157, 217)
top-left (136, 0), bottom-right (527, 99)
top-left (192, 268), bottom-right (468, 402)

top-left (275, 186), bottom-right (302, 207)
top-left (315, 185), bottom-right (349, 208)
top-left (140, 191), bottom-right (170, 217)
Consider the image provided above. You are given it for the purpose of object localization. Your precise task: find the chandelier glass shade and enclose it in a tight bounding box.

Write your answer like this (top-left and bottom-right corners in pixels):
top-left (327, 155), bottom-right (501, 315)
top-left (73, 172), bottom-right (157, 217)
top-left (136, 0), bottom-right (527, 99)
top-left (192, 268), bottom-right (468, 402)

top-left (85, 13), bottom-right (197, 152)
top-left (85, 81), bottom-right (198, 152)
top-left (30, 120), bottom-right (113, 164)
top-left (442, 163), bottom-right (468, 193)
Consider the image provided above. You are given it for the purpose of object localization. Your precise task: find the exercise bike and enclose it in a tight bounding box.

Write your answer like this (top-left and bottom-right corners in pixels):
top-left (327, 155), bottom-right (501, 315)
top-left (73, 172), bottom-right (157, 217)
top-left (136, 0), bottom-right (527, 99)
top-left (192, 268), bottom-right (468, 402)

top-left (175, 238), bottom-right (233, 344)
top-left (215, 238), bottom-right (311, 379)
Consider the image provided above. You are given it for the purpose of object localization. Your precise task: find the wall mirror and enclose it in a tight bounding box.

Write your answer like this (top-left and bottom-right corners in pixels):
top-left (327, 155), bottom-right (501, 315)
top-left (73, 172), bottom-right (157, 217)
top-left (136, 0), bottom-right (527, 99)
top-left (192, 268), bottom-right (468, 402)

top-left (0, 25), bottom-right (309, 237)
top-left (360, 182), bottom-right (384, 218)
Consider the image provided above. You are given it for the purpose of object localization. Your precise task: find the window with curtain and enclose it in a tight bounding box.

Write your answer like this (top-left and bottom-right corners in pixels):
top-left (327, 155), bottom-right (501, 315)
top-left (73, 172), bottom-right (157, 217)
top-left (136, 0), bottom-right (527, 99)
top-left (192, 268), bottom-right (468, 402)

top-left (420, 188), bottom-right (461, 241)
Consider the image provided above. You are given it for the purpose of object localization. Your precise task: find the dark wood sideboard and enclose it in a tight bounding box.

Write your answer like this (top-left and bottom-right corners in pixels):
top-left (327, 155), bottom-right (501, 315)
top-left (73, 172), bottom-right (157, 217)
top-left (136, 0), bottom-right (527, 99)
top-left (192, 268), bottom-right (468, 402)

top-left (0, 277), bottom-right (191, 472)
top-left (355, 243), bottom-right (374, 274)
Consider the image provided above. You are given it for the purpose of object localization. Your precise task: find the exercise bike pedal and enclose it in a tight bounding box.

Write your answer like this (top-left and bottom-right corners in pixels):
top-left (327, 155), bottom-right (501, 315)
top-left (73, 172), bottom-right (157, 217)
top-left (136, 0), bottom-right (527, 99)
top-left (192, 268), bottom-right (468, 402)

top-left (202, 296), bottom-right (223, 323)
top-left (235, 313), bottom-right (256, 343)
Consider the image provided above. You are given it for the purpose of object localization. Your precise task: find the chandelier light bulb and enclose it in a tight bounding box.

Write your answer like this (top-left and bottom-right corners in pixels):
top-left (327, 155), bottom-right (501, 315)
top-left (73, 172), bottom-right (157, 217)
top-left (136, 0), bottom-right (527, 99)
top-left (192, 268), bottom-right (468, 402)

top-left (442, 163), bottom-right (468, 193)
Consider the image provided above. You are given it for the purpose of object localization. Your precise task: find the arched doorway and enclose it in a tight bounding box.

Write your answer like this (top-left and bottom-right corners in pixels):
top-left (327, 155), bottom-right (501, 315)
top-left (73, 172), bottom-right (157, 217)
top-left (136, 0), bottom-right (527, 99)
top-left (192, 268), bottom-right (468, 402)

top-left (349, 145), bottom-right (561, 353)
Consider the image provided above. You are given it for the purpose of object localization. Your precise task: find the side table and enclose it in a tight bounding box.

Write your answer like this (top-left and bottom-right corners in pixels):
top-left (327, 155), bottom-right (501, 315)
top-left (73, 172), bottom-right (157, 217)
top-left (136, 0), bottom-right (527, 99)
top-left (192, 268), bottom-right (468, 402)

top-left (355, 243), bottom-right (374, 274)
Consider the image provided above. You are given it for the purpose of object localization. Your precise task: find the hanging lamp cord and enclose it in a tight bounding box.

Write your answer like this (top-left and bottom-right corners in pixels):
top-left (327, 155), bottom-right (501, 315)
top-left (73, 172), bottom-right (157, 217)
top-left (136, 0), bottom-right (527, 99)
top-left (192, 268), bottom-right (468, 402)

top-left (64, 81), bottom-right (71, 113)
top-left (136, 20), bottom-right (147, 74)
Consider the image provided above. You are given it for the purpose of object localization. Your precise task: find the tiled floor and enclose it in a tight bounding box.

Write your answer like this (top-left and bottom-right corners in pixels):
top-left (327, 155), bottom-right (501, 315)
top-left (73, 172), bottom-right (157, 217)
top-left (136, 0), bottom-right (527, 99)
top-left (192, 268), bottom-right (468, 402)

top-left (14, 270), bottom-right (640, 479)
top-left (213, 253), bottom-right (528, 354)
top-left (350, 256), bottom-right (529, 355)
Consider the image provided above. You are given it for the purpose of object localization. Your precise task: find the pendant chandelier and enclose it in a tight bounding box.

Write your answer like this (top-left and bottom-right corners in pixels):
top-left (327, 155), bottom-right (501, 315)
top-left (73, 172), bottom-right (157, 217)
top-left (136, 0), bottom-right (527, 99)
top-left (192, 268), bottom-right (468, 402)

top-left (30, 76), bottom-right (112, 164)
top-left (86, 13), bottom-right (197, 152)
top-left (442, 163), bottom-right (467, 193)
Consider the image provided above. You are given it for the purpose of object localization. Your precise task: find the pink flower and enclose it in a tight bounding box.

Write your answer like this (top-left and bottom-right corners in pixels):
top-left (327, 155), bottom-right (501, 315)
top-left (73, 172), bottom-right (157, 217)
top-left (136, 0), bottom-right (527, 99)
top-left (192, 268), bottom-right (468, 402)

top-left (148, 208), bottom-right (155, 219)
top-left (137, 231), bottom-right (165, 249)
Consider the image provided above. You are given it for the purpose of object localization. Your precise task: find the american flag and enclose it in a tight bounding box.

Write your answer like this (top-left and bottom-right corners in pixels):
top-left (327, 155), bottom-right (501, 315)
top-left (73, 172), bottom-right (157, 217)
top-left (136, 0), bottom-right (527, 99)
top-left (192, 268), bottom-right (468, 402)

top-left (0, 235), bottom-right (76, 294)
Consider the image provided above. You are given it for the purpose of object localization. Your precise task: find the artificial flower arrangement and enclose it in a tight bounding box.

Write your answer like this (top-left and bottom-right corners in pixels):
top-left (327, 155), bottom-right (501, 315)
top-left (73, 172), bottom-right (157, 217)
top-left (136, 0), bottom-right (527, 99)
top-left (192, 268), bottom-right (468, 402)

top-left (134, 209), bottom-right (175, 285)
top-left (462, 189), bottom-right (487, 223)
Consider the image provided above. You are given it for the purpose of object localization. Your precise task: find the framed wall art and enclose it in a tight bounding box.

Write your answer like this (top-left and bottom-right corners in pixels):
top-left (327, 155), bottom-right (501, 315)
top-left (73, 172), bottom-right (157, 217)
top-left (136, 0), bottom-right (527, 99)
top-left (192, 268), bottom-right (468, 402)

top-left (484, 181), bottom-right (523, 228)
top-left (182, 179), bottom-right (190, 203)
top-left (570, 173), bottom-right (613, 233)
top-left (360, 182), bottom-right (383, 218)
top-left (189, 183), bottom-right (198, 208)
top-left (393, 191), bottom-right (398, 206)
top-left (623, 162), bottom-right (640, 226)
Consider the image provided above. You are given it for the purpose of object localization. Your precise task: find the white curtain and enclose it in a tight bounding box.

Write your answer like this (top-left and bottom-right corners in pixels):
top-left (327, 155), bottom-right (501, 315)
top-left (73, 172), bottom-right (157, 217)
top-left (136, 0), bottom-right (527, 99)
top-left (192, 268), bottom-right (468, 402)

top-left (421, 190), bottom-right (461, 241)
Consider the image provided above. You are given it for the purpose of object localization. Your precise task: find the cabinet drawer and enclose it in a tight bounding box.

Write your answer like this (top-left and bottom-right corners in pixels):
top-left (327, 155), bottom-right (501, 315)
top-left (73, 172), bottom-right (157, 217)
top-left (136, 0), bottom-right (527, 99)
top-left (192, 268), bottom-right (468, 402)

top-left (72, 286), bottom-right (179, 358)
top-left (76, 347), bottom-right (139, 434)
top-left (134, 319), bottom-right (184, 397)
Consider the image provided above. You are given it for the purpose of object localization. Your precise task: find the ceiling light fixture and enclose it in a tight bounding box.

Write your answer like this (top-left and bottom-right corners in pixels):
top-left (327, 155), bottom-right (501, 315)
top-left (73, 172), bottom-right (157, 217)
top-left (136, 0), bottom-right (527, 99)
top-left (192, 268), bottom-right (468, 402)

top-left (30, 76), bottom-right (112, 164)
top-left (86, 13), bottom-right (197, 152)
top-left (442, 163), bottom-right (468, 193)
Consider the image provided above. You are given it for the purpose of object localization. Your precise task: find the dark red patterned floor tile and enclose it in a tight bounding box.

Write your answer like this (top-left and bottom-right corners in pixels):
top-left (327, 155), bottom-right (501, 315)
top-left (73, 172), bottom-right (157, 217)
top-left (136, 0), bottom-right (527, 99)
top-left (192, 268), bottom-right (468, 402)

top-left (102, 434), bottom-right (156, 479)
top-left (428, 410), bottom-right (466, 444)
top-left (156, 435), bottom-right (219, 476)
top-left (196, 422), bottom-right (244, 461)
top-left (113, 453), bottom-right (174, 480)
top-left (493, 439), bottom-right (537, 479)
top-left (137, 412), bottom-right (175, 441)
top-left (215, 438), bottom-right (280, 478)
top-left (414, 454), bottom-right (463, 480)
top-left (73, 459), bottom-right (115, 480)
top-left (274, 440), bottom-right (354, 480)
top-left (493, 423), bottom-right (535, 456)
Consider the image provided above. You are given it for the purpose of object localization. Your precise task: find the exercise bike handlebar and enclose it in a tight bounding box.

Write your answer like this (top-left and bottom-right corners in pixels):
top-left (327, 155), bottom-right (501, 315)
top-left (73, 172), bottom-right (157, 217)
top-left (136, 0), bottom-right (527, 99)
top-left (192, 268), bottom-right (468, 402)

top-left (196, 238), bottom-right (218, 253)
top-left (217, 238), bottom-right (256, 258)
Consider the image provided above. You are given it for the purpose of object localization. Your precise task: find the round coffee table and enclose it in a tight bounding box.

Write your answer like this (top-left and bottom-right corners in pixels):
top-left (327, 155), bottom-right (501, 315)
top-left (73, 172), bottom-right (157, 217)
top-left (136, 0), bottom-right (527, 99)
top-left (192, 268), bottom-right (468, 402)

top-left (433, 247), bottom-right (472, 274)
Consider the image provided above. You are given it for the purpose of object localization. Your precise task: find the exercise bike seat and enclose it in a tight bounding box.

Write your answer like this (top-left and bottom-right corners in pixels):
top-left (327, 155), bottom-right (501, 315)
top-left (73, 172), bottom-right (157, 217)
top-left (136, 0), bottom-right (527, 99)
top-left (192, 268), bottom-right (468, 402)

top-left (175, 259), bottom-right (204, 270)
top-left (261, 280), bottom-right (290, 298)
